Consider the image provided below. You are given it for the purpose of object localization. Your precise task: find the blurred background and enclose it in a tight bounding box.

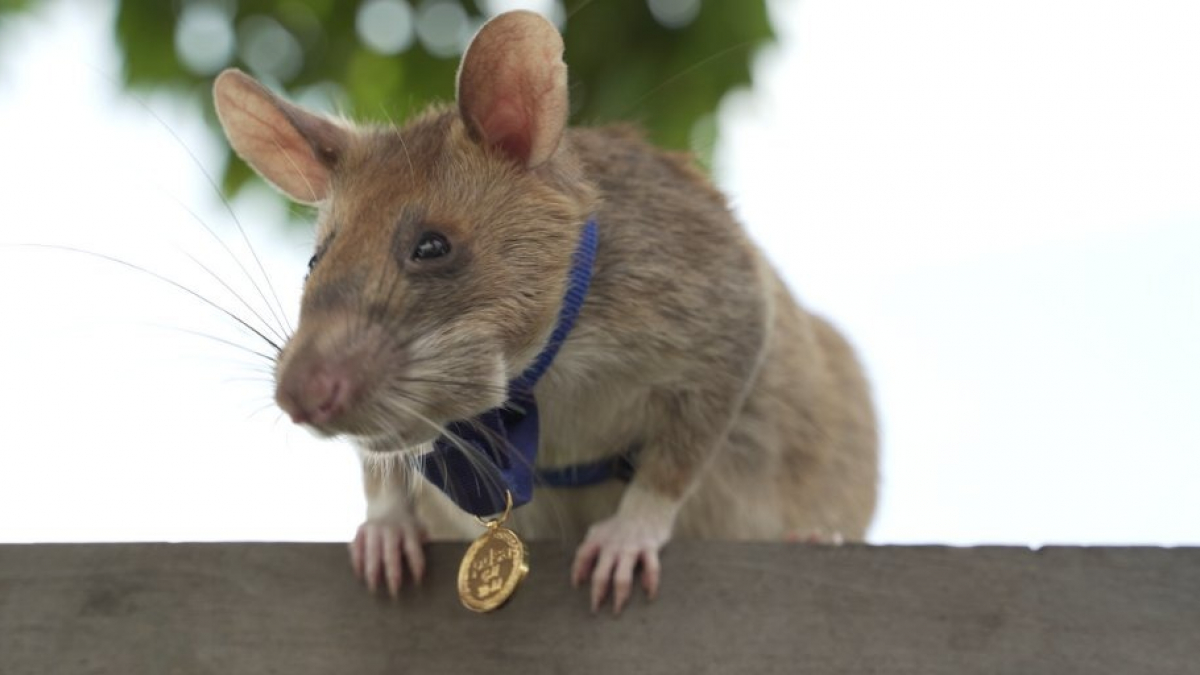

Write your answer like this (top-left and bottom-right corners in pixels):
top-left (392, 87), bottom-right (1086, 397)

top-left (0, 0), bottom-right (1197, 545)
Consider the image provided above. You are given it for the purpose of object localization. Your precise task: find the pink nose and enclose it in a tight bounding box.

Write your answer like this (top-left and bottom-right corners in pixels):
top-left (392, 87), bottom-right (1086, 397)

top-left (276, 366), bottom-right (353, 426)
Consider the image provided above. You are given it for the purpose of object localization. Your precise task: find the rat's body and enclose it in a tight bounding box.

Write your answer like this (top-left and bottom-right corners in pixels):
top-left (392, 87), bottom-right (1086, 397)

top-left (416, 124), bottom-right (877, 544)
top-left (213, 11), bottom-right (876, 613)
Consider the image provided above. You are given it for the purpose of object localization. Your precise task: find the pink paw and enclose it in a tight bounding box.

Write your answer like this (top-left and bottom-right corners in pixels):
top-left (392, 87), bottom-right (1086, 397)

top-left (570, 516), bottom-right (668, 615)
top-left (349, 519), bottom-right (428, 599)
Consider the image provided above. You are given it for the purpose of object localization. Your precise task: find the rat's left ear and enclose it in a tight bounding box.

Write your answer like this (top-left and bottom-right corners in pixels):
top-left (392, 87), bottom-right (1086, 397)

top-left (456, 11), bottom-right (568, 169)
top-left (213, 69), bottom-right (347, 204)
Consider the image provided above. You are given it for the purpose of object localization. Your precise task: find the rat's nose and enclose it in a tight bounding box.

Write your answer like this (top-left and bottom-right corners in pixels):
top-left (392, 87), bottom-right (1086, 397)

top-left (276, 364), bottom-right (355, 426)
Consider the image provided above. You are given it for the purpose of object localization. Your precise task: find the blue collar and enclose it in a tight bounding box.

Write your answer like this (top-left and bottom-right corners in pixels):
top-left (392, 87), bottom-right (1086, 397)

top-left (420, 218), bottom-right (618, 517)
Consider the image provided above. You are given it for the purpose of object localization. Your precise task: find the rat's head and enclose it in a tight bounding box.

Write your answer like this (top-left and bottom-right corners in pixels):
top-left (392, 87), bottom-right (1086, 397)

top-left (212, 11), bottom-right (595, 452)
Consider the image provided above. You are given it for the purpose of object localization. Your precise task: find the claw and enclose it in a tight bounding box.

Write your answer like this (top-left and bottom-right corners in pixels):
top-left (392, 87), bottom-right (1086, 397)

top-left (350, 518), bottom-right (427, 599)
top-left (589, 548), bottom-right (616, 612)
top-left (641, 550), bottom-right (661, 600)
top-left (571, 540), bottom-right (600, 588)
top-left (349, 533), bottom-right (365, 579)
top-left (572, 505), bottom-right (673, 615)
top-left (364, 526), bottom-right (382, 593)
top-left (403, 526), bottom-right (428, 583)
top-left (612, 552), bottom-right (637, 614)
top-left (383, 528), bottom-right (402, 598)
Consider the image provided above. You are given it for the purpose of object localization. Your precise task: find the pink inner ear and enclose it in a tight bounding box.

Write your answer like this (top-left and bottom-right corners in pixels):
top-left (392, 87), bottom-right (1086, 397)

top-left (456, 11), bottom-right (567, 168)
top-left (481, 99), bottom-right (533, 165)
top-left (213, 69), bottom-right (340, 204)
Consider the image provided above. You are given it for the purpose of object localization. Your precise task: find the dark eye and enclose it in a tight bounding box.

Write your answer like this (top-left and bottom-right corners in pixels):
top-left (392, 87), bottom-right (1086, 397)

top-left (306, 235), bottom-right (333, 279)
top-left (304, 252), bottom-right (321, 280)
top-left (412, 231), bottom-right (451, 261)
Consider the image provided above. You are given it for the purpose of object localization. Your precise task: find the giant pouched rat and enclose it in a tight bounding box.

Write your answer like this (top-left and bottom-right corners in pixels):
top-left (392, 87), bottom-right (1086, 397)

top-left (212, 10), bottom-right (877, 614)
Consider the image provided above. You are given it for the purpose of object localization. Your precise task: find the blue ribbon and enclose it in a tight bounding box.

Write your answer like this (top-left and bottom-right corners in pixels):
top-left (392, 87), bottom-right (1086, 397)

top-left (420, 218), bottom-right (616, 517)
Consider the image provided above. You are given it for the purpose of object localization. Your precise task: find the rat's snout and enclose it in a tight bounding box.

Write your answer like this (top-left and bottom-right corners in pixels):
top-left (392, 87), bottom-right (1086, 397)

top-left (271, 303), bottom-right (508, 446)
top-left (274, 320), bottom-right (380, 429)
top-left (272, 306), bottom-right (398, 429)
top-left (275, 360), bottom-right (358, 426)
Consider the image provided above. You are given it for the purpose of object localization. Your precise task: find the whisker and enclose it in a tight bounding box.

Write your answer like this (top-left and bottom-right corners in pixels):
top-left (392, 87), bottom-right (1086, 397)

top-left (245, 400), bottom-right (284, 422)
top-left (155, 184), bottom-right (292, 342)
top-left (271, 135), bottom-right (320, 215)
top-left (377, 395), bottom-right (511, 506)
top-left (619, 40), bottom-right (756, 120)
top-left (223, 376), bottom-right (276, 386)
top-left (394, 375), bottom-right (510, 396)
top-left (463, 413), bottom-right (542, 490)
top-left (442, 424), bottom-right (513, 507)
top-left (10, 243), bottom-right (281, 352)
top-left (270, 409), bottom-right (291, 431)
top-left (361, 444), bottom-right (405, 479)
top-left (98, 74), bottom-right (294, 338)
top-left (177, 248), bottom-right (287, 346)
top-left (377, 102), bottom-right (416, 177)
top-left (145, 322), bottom-right (279, 364)
top-left (566, 0), bottom-right (604, 20)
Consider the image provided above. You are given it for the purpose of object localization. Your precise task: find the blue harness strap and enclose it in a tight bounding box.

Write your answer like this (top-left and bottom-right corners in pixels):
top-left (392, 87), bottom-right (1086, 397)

top-left (536, 444), bottom-right (641, 488)
top-left (420, 219), bottom-right (632, 517)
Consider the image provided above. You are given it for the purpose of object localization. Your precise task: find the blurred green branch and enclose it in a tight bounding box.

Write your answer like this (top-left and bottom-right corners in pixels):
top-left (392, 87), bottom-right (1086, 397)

top-left (5, 0), bottom-right (775, 209)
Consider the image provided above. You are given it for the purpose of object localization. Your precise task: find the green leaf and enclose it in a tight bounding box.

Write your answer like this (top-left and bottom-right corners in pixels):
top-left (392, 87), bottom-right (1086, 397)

top-left (105, 0), bottom-right (775, 223)
top-left (0, 0), bottom-right (36, 13)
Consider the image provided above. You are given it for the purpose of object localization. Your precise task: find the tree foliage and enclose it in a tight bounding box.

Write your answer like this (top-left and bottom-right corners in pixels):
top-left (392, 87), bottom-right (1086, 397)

top-left (8, 0), bottom-right (775, 203)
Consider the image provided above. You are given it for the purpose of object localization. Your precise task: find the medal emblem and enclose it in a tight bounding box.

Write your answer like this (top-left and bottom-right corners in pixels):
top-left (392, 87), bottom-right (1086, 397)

top-left (457, 491), bottom-right (529, 612)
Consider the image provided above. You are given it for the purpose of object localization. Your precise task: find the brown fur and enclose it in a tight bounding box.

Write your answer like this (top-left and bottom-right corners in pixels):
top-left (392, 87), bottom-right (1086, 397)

top-left (444, 126), bottom-right (877, 541)
top-left (260, 107), bottom-right (878, 540)
top-left (214, 12), bottom-right (877, 600)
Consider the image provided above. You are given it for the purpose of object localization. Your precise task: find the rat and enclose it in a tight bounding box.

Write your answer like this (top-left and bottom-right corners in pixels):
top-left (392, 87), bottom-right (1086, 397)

top-left (212, 10), bottom-right (877, 614)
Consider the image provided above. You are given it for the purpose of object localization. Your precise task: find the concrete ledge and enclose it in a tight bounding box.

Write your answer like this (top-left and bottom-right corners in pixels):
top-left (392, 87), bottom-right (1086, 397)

top-left (0, 543), bottom-right (1196, 674)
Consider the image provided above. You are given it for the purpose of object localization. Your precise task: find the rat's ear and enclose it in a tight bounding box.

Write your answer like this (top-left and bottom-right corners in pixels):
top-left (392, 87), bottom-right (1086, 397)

top-left (212, 69), bottom-right (346, 204)
top-left (456, 11), bottom-right (568, 169)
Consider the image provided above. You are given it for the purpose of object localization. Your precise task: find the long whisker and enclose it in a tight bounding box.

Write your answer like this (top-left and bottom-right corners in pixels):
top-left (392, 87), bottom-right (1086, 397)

top-left (105, 77), bottom-right (294, 338)
top-left (177, 249), bottom-right (288, 345)
top-left (270, 409), bottom-right (292, 432)
top-left (377, 102), bottom-right (416, 177)
top-left (463, 412), bottom-right (541, 484)
top-left (271, 135), bottom-right (320, 213)
top-left (155, 183), bottom-right (292, 342)
top-left (619, 40), bottom-right (756, 120)
top-left (223, 376), bottom-right (277, 387)
top-left (370, 395), bottom-right (511, 507)
top-left (245, 400), bottom-right (284, 422)
top-left (145, 323), bottom-right (279, 364)
top-left (566, 0), bottom-right (604, 20)
top-left (393, 375), bottom-right (510, 396)
top-left (431, 414), bottom-right (516, 507)
top-left (11, 243), bottom-right (281, 352)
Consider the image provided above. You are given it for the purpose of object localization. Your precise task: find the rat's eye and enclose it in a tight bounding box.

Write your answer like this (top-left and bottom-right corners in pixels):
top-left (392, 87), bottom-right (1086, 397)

top-left (412, 231), bottom-right (451, 261)
top-left (306, 235), bottom-right (333, 279)
top-left (304, 252), bottom-right (321, 280)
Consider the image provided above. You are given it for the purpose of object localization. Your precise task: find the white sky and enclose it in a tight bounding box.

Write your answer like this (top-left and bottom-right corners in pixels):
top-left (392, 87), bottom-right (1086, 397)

top-left (0, 0), bottom-right (1197, 545)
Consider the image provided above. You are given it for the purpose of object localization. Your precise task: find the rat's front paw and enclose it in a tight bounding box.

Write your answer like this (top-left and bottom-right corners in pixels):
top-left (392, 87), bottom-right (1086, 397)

top-left (570, 514), bottom-right (671, 614)
top-left (349, 517), bottom-right (428, 599)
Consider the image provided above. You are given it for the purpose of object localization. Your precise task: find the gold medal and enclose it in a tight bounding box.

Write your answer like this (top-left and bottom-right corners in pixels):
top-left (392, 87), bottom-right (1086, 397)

top-left (457, 491), bottom-right (529, 612)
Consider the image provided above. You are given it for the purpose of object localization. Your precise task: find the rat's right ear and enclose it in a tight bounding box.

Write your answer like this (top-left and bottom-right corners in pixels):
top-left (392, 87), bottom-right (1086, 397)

top-left (212, 69), bottom-right (346, 204)
top-left (456, 11), bottom-right (568, 169)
